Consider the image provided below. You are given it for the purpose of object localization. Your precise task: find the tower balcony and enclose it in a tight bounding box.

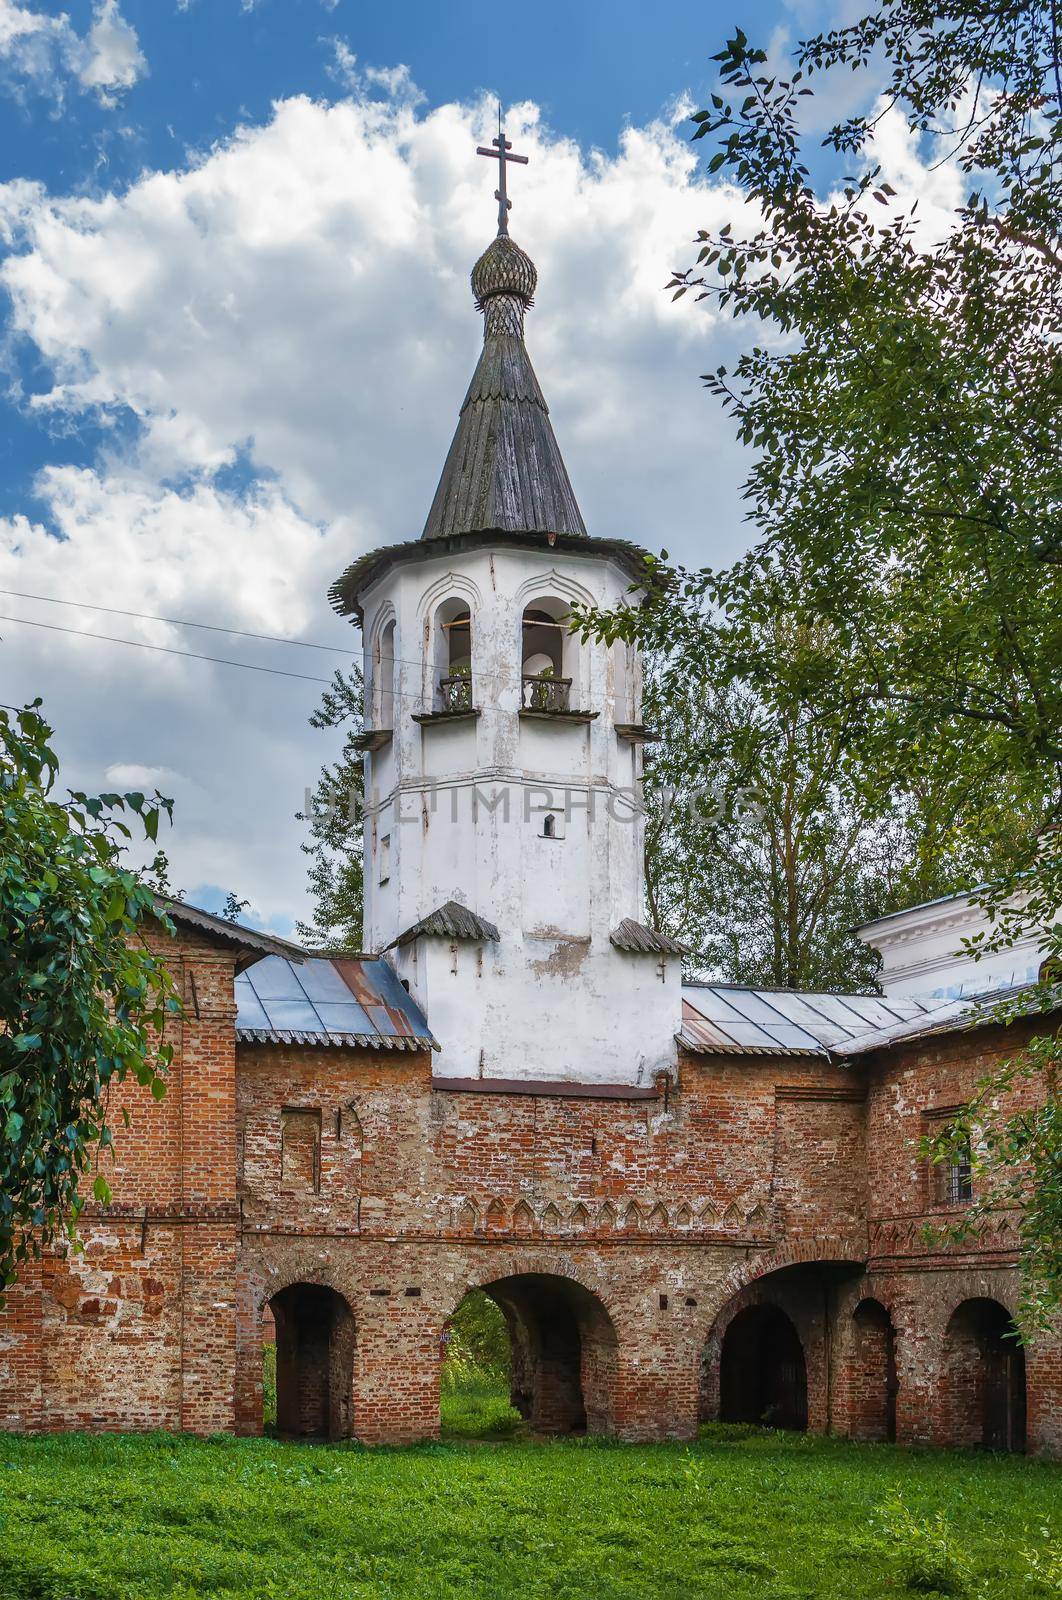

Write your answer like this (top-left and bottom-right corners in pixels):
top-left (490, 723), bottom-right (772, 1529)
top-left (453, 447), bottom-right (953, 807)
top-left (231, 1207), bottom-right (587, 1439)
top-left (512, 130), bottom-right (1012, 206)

top-left (438, 673), bottom-right (475, 714)
top-left (522, 674), bottom-right (572, 714)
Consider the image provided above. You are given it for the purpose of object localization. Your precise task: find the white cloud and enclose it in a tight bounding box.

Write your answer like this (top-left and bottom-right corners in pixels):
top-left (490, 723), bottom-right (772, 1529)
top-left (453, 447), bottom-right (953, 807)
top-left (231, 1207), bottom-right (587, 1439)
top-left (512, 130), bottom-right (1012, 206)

top-left (78, 0), bottom-right (145, 103)
top-left (0, 0), bottom-right (145, 104)
top-left (0, 77), bottom-right (954, 928)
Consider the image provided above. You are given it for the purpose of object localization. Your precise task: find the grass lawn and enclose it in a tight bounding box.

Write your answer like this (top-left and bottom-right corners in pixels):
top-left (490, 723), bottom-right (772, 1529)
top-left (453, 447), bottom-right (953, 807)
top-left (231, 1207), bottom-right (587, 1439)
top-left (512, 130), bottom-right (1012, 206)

top-left (1, 1380), bottom-right (1059, 1600)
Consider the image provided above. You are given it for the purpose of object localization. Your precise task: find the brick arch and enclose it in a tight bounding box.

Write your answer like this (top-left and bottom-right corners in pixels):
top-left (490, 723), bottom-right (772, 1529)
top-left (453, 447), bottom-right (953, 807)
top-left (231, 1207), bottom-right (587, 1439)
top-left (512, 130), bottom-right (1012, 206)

top-left (442, 1248), bottom-right (623, 1330)
top-left (700, 1234), bottom-right (868, 1342)
top-left (443, 1251), bottom-right (621, 1437)
top-left (695, 1235), bottom-right (867, 1429)
top-left (252, 1249), bottom-right (358, 1321)
top-left (932, 1273), bottom-right (1021, 1341)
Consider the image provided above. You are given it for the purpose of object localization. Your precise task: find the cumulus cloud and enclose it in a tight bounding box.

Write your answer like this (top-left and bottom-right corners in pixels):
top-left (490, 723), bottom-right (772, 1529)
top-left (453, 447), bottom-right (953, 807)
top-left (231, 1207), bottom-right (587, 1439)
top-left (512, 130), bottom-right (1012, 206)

top-left (0, 0), bottom-right (145, 105)
top-left (0, 77), bottom-right (953, 927)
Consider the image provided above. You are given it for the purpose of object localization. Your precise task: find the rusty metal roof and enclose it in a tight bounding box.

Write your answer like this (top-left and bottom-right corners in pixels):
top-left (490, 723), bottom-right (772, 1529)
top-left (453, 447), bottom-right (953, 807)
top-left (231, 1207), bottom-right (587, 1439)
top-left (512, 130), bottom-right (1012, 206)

top-left (235, 954), bottom-right (435, 1050)
top-left (611, 919), bottom-right (689, 956)
top-left (389, 900), bottom-right (500, 949)
top-left (678, 984), bottom-right (941, 1058)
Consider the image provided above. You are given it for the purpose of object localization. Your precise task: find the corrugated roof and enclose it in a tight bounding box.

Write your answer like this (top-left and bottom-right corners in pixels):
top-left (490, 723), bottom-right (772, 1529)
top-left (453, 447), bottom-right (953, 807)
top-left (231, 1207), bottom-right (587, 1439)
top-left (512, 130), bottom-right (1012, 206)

top-left (389, 900), bottom-right (500, 949)
top-left (235, 954), bottom-right (435, 1050)
top-left (678, 984), bottom-right (942, 1057)
top-left (611, 919), bottom-right (689, 956)
top-left (152, 896), bottom-right (305, 972)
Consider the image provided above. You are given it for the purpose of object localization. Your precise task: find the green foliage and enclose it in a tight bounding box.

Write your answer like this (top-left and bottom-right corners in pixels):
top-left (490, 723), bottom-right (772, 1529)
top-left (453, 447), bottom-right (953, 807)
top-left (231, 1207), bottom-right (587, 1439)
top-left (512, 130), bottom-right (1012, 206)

top-left (0, 1429), bottom-right (1058, 1599)
top-left (296, 667), bottom-right (365, 951)
top-left (445, 1290), bottom-right (511, 1379)
top-left (0, 702), bottom-right (179, 1302)
top-left (439, 1372), bottom-right (522, 1440)
top-left (877, 1495), bottom-right (972, 1594)
top-left (638, 0), bottom-right (1062, 1317)
top-left (633, 617), bottom-right (1043, 990)
top-left (262, 1344), bottom-right (276, 1431)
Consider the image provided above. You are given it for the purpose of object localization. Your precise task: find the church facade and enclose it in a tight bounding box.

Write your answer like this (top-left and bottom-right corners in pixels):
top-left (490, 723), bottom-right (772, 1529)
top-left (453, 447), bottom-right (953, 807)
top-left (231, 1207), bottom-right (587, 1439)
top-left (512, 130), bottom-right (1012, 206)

top-left (1, 163), bottom-right (1059, 1454)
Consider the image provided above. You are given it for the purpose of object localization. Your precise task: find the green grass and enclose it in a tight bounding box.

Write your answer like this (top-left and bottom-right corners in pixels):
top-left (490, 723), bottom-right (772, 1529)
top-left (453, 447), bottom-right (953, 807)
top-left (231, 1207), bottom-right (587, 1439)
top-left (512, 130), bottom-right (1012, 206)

top-left (1, 1413), bottom-right (1059, 1600)
top-left (439, 1362), bottom-right (522, 1440)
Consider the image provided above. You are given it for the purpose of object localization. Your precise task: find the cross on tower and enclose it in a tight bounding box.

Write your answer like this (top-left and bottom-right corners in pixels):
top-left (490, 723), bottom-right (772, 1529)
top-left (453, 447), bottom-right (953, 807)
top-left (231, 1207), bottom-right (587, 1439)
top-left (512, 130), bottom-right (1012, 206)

top-left (476, 120), bottom-right (528, 238)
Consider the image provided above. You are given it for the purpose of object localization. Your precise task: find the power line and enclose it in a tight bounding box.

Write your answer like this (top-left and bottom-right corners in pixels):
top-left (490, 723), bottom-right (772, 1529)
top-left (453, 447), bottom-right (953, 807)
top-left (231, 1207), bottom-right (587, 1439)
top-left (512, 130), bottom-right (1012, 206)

top-left (0, 585), bottom-right (588, 691)
top-left (0, 587), bottom-right (356, 655)
top-left (0, 614), bottom-right (331, 684)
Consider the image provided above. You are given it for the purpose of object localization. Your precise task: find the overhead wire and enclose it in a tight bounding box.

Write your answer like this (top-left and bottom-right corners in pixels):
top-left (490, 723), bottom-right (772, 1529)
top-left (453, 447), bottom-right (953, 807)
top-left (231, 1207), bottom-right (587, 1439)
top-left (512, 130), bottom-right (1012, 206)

top-left (0, 585), bottom-right (594, 693)
top-left (0, 614), bottom-right (333, 684)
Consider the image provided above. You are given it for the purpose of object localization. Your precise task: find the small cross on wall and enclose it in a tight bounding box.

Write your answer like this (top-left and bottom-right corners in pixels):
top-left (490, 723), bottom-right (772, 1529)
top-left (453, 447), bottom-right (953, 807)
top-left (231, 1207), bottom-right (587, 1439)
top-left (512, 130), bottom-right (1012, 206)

top-left (476, 120), bottom-right (529, 237)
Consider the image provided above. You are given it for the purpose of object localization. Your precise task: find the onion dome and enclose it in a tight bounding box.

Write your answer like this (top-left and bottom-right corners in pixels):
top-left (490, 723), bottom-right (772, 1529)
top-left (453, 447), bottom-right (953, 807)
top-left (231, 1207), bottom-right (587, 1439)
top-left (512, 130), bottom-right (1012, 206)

top-left (471, 234), bottom-right (537, 310)
top-left (421, 233), bottom-right (586, 543)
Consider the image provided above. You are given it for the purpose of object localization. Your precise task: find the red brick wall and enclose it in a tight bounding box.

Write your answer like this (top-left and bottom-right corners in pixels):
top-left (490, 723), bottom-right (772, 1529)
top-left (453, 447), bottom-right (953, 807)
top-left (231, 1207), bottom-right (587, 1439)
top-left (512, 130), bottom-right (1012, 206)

top-left (3, 952), bottom-right (1060, 1455)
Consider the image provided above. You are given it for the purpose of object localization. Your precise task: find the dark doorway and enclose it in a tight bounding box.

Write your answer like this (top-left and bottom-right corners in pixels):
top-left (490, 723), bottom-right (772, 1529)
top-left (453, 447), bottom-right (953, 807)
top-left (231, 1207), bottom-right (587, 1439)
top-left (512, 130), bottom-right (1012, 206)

top-left (269, 1283), bottom-right (355, 1441)
top-left (850, 1299), bottom-right (898, 1442)
top-left (719, 1304), bottom-right (808, 1431)
top-left (452, 1273), bottom-right (617, 1436)
top-left (944, 1298), bottom-right (1026, 1452)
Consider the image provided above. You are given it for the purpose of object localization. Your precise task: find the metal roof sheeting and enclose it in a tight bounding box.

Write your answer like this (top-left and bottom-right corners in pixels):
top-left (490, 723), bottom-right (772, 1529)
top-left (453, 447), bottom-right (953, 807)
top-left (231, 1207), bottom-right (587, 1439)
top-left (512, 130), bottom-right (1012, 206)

top-left (679, 984), bottom-right (942, 1057)
top-left (235, 954), bottom-right (435, 1051)
top-left (390, 900), bottom-right (501, 948)
top-left (610, 919), bottom-right (689, 956)
top-left (153, 896), bottom-right (304, 968)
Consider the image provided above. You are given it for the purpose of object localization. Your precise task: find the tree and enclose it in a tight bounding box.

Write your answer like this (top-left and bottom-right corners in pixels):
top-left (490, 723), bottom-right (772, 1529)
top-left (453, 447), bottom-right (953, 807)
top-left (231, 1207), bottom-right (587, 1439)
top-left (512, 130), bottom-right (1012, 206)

top-left (632, 601), bottom-right (1047, 989)
top-left (221, 891), bottom-right (250, 923)
top-left (582, 6), bottom-right (1062, 1318)
top-left (0, 702), bottom-right (179, 1302)
top-left (667, 2), bottom-right (1061, 854)
top-left (624, 1), bottom-right (1060, 1320)
top-left (296, 666), bottom-right (365, 950)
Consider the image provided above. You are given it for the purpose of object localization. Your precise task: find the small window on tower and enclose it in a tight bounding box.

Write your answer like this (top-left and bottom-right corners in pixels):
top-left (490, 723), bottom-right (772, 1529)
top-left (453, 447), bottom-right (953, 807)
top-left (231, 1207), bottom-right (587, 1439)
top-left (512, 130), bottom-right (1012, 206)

top-left (543, 813), bottom-right (556, 839)
top-left (378, 833), bottom-right (391, 885)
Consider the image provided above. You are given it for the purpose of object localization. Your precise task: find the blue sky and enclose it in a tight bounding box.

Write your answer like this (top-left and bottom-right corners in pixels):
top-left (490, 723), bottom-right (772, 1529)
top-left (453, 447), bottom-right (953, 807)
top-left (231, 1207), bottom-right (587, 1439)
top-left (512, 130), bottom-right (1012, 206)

top-left (0, 1), bottom-right (944, 930)
top-left (0, 0), bottom-right (808, 524)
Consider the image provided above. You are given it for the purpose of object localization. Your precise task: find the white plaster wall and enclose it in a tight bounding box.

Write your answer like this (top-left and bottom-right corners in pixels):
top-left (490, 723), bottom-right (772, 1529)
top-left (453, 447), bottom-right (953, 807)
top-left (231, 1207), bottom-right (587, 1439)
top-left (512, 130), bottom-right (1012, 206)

top-left (858, 894), bottom-right (1047, 1000)
top-left (355, 542), bottom-right (679, 1084)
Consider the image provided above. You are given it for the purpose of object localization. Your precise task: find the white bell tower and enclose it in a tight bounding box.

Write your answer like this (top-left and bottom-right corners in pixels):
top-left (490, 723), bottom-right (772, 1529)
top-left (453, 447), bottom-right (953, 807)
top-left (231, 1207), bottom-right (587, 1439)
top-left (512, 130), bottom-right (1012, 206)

top-left (330, 128), bottom-right (684, 1086)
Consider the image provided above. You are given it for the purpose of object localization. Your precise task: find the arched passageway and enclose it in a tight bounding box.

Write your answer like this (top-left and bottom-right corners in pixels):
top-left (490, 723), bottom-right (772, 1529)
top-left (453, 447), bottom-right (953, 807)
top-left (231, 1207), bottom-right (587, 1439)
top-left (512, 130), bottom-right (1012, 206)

top-left (849, 1298), bottom-right (897, 1442)
top-left (719, 1304), bottom-right (808, 1431)
top-left (446, 1273), bottom-right (618, 1436)
top-left (943, 1298), bottom-right (1026, 1452)
top-left (269, 1283), bottom-right (355, 1441)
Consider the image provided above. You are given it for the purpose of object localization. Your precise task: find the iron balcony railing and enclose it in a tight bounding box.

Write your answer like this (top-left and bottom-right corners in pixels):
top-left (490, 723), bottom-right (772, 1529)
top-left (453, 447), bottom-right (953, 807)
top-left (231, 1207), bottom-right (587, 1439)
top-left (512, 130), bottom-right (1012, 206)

top-left (438, 674), bottom-right (474, 713)
top-left (522, 674), bottom-right (572, 713)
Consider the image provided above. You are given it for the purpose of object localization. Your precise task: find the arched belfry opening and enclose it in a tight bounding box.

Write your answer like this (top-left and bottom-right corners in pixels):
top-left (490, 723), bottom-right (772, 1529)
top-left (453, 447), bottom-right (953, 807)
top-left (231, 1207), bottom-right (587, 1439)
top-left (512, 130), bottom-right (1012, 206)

top-left (943, 1298), bottom-right (1026, 1452)
top-left (719, 1304), bottom-right (809, 1432)
top-left (443, 1273), bottom-right (618, 1437)
top-left (375, 617), bottom-right (395, 729)
top-left (434, 598), bottom-right (473, 712)
top-left (521, 600), bottom-right (575, 713)
top-left (268, 1283), bottom-right (355, 1441)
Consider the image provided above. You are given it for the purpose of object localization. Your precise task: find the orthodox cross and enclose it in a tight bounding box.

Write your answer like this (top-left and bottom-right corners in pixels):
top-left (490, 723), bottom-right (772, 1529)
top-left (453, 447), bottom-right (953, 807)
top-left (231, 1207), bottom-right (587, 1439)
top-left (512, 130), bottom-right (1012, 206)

top-left (476, 116), bottom-right (528, 237)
